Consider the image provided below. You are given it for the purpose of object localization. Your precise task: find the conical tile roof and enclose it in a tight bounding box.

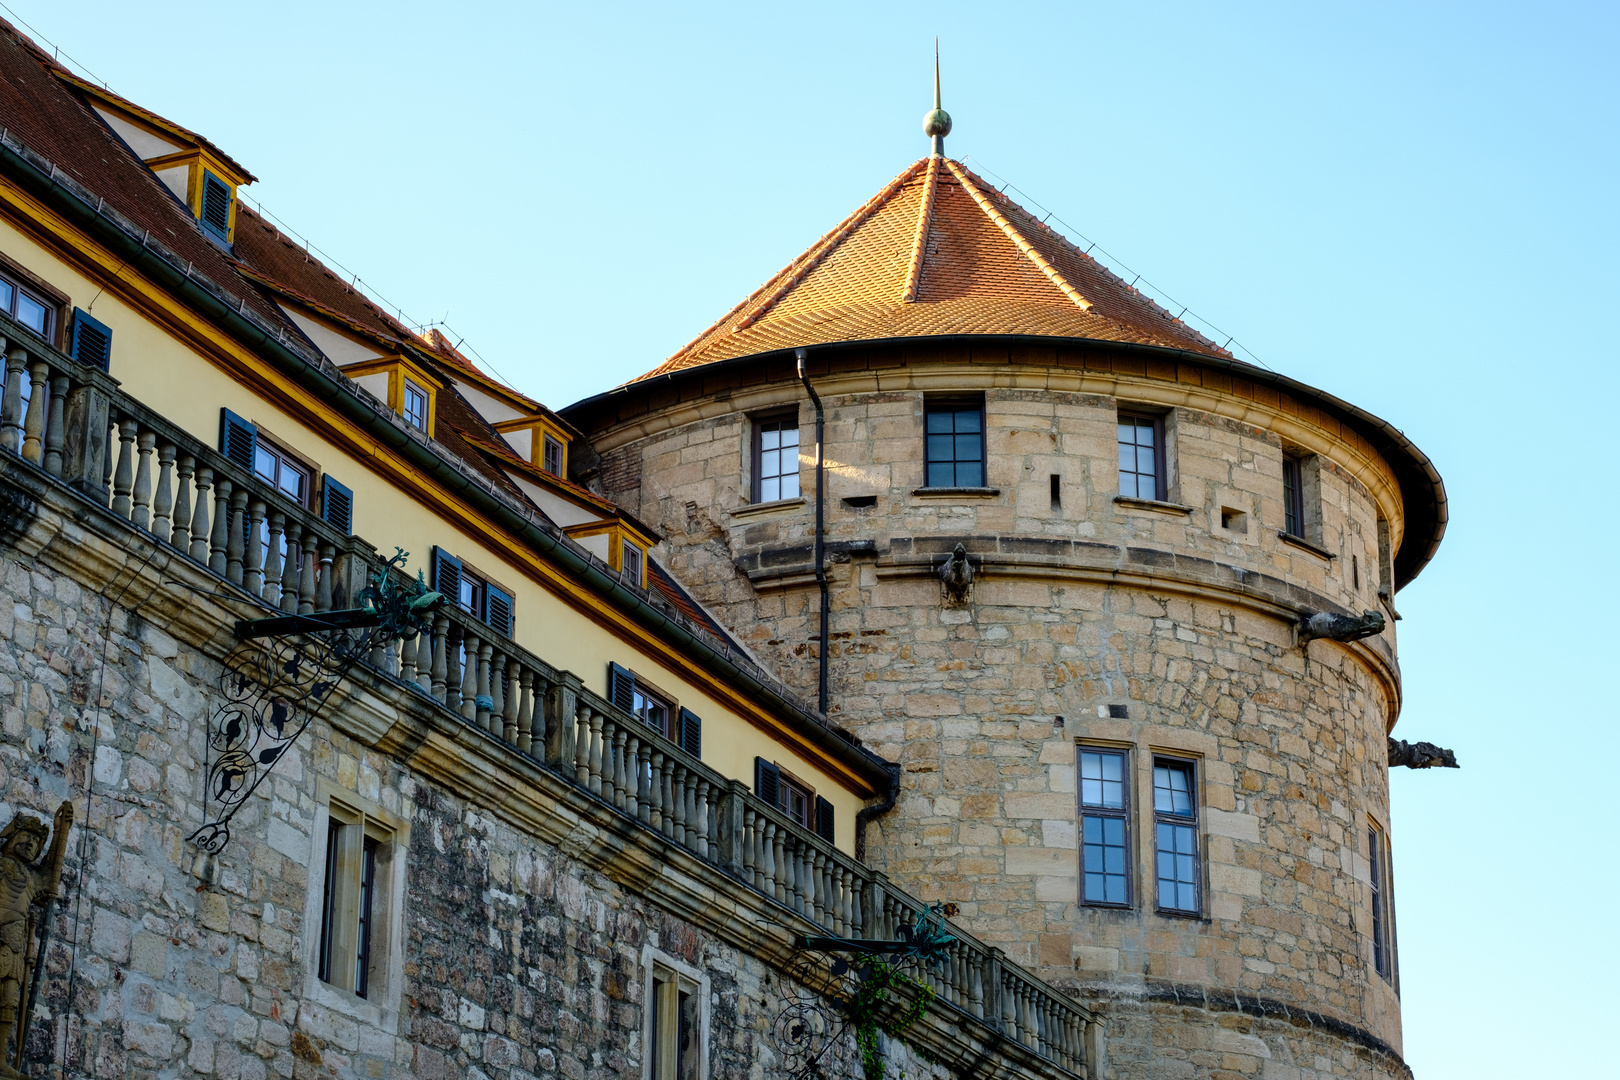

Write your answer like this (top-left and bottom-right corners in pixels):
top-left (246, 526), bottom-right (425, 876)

top-left (639, 157), bottom-right (1228, 381)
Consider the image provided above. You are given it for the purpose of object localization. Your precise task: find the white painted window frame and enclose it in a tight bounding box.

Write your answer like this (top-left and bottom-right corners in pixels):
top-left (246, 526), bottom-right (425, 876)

top-left (641, 943), bottom-right (710, 1080)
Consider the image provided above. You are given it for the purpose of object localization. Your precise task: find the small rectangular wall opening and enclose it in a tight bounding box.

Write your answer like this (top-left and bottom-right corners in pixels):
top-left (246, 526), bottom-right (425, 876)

top-left (1050, 474), bottom-right (1061, 510)
top-left (1220, 506), bottom-right (1248, 534)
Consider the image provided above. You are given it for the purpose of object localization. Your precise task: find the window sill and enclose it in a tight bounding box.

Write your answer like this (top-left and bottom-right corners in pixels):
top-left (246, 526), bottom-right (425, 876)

top-left (912, 487), bottom-right (1001, 498)
top-left (730, 497), bottom-right (806, 520)
top-left (1277, 531), bottom-right (1336, 560)
top-left (1113, 495), bottom-right (1194, 516)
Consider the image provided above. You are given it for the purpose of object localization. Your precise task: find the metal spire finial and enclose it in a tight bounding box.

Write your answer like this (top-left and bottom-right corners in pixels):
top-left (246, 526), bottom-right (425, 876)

top-left (922, 38), bottom-right (952, 158)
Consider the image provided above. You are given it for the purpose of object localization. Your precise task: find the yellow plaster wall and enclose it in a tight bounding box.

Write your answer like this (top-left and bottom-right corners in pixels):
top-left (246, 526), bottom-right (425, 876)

top-left (0, 216), bottom-right (867, 851)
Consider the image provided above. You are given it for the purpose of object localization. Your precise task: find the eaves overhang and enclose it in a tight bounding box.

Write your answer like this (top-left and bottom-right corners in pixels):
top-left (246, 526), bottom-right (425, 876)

top-left (562, 334), bottom-right (1448, 591)
top-left (0, 137), bottom-right (895, 795)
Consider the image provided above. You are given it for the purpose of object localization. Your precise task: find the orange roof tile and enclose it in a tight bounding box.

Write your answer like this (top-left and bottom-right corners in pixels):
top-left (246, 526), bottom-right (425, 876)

top-left (639, 158), bottom-right (1227, 381)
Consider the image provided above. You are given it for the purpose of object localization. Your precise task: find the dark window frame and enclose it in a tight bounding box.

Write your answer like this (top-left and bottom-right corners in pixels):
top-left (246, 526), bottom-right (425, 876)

top-left (1282, 455), bottom-right (1306, 539)
top-left (315, 804), bottom-right (392, 1001)
top-left (923, 396), bottom-right (987, 489)
top-left (252, 432), bottom-right (316, 509)
top-left (1117, 411), bottom-right (1167, 502)
top-left (1151, 755), bottom-right (1202, 917)
top-left (1369, 820), bottom-right (1395, 983)
top-left (1078, 745), bottom-right (1133, 909)
top-left (750, 411), bottom-right (802, 504)
top-left (0, 255), bottom-right (67, 350)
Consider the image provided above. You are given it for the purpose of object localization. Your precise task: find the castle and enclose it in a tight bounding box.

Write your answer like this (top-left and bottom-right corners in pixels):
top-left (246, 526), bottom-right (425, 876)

top-left (0, 21), bottom-right (1444, 1080)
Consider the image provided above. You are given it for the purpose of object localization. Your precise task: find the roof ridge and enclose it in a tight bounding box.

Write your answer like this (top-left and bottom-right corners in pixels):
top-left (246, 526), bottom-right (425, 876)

top-left (944, 158), bottom-right (1091, 312)
top-left (731, 157), bottom-right (928, 334)
top-left (899, 155), bottom-right (940, 303)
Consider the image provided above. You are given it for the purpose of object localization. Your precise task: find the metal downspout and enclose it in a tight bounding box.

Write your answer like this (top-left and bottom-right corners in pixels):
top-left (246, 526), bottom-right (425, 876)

top-left (796, 347), bottom-right (829, 715)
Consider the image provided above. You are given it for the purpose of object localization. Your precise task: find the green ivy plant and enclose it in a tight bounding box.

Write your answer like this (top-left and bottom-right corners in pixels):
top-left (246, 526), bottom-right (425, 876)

top-left (845, 961), bottom-right (935, 1080)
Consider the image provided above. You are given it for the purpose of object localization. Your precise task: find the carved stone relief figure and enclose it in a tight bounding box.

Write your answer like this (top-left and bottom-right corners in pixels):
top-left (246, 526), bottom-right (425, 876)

top-left (0, 801), bottom-right (73, 1077)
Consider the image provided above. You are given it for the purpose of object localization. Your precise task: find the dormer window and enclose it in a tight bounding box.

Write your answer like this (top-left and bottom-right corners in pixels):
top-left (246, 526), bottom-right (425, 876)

top-left (495, 416), bottom-right (572, 477)
top-left (562, 519), bottom-right (654, 589)
top-left (402, 379), bottom-right (429, 432)
top-left (200, 170), bottom-right (233, 243)
top-left (542, 434), bottom-right (564, 477)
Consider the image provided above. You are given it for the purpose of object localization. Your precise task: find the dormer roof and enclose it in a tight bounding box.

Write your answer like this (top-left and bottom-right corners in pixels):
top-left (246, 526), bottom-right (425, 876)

top-left (638, 156), bottom-right (1229, 382)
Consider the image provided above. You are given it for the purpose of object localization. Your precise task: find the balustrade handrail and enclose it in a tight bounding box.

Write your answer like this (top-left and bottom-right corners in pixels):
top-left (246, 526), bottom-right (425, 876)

top-left (0, 306), bottom-right (1099, 1075)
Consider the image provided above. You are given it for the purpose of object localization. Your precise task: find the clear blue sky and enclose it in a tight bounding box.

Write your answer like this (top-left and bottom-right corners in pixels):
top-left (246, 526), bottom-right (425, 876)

top-left (13, 1), bottom-right (1615, 1074)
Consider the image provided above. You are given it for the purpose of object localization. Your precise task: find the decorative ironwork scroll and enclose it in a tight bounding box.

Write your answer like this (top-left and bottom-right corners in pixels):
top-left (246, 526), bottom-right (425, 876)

top-left (187, 550), bottom-right (442, 854)
top-left (772, 904), bottom-right (957, 1079)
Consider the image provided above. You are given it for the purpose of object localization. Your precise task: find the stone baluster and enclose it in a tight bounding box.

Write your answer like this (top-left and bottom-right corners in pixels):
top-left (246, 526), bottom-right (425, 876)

top-left (570, 702), bottom-right (590, 786)
top-left (42, 373), bottom-right (67, 477)
top-left (765, 822), bottom-right (782, 902)
top-left (970, 952), bottom-right (984, 1018)
top-left (108, 418), bottom-right (136, 515)
top-left (471, 640), bottom-right (491, 729)
top-left (0, 345), bottom-right (26, 453)
top-left (397, 631), bottom-right (418, 687)
top-left (151, 444), bottom-right (175, 539)
top-left (171, 455), bottom-right (195, 551)
top-left (516, 668), bottom-right (535, 752)
top-left (248, 506), bottom-right (272, 600)
top-left (740, 807), bottom-right (758, 884)
top-left (188, 467), bottom-right (213, 563)
top-left (693, 779), bottom-right (710, 858)
top-left (225, 487), bottom-right (248, 585)
top-left (130, 431), bottom-right (155, 529)
top-left (297, 530), bottom-right (318, 614)
top-left (207, 478), bottom-right (230, 574)
top-left (498, 657), bottom-right (517, 742)
top-left (277, 523), bottom-right (299, 612)
top-left (429, 615), bottom-right (450, 703)
top-left (602, 725), bottom-right (623, 808)
top-left (315, 545), bottom-right (335, 612)
top-left (646, 751), bottom-right (665, 831)
top-left (624, 735), bottom-right (643, 819)
top-left (458, 631), bottom-right (480, 722)
top-left (19, 361), bottom-right (47, 465)
top-left (667, 765), bottom-right (686, 845)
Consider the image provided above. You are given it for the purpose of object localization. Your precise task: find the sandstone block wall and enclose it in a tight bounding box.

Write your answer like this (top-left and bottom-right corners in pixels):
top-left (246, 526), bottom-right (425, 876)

top-left (585, 363), bottom-right (1408, 1067)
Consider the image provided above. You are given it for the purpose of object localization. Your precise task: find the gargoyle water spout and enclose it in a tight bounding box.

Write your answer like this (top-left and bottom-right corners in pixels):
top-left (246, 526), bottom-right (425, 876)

top-left (1298, 609), bottom-right (1385, 644)
top-left (939, 543), bottom-right (974, 606)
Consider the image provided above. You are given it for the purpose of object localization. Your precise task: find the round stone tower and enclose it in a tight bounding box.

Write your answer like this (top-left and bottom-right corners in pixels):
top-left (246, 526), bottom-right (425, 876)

top-left (563, 119), bottom-right (1444, 1079)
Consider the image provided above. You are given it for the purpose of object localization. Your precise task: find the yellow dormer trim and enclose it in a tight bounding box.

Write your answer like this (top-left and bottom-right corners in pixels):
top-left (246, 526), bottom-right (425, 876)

top-left (144, 147), bottom-right (249, 244)
top-left (494, 414), bottom-right (573, 476)
top-left (340, 355), bottom-right (446, 436)
top-left (563, 519), bottom-right (655, 588)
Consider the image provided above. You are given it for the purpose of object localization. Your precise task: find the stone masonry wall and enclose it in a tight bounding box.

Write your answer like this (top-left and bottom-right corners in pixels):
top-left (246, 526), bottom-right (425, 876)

top-left (585, 362), bottom-right (1409, 1072)
top-left (0, 473), bottom-right (980, 1080)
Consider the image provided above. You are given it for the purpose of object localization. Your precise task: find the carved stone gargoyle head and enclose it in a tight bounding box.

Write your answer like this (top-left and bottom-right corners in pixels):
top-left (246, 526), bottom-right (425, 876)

top-left (1388, 738), bottom-right (1459, 769)
top-left (939, 543), bottom-right (974, 606)
top-left (1297, 609), bottom-right (1385, 645)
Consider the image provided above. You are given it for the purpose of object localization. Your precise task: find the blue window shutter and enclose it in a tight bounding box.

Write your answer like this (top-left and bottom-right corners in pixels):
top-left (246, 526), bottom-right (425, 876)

top-left (676, 708), bottom-right (701, 758)
top-left (218, 408), bottom-right (257, 472)
top-left (815, 796), bottom-right (835, 843)
top-left (432, 547), bottom-right (462, 605)
top-left (484, 584), bottom-right (514, 638)
top-left (607, 663), bottom-right (635, 713)
top-left (755, 758), bottom-right (779, 809)
top-left (201, 171), bottom-right (232, 241)
top-left (70, 309), bottom-right (112, 371)
top-left (320, 475), bottom-right (353, 534)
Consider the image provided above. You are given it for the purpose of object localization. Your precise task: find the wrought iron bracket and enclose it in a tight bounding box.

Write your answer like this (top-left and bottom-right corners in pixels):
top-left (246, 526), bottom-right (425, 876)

top-left (188, 549), bottom-right (443, 855)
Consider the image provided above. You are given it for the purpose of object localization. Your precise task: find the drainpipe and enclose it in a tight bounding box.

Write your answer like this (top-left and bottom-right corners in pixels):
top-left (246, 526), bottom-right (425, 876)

top-left (855, 762), bottom-right (901, 864)
top-left (796, 347), bottom-right (829, 716)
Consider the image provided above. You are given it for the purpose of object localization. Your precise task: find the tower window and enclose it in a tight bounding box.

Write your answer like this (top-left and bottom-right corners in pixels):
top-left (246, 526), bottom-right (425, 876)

top-left (752, 415), bottom-right (801, 502)
top-left (1079, 748), bottom-right (1130, 906)
top-left (1282, 456), bottom-right (1305, 537)
top-left (402, 379), bottom-right (429, 431)
top-left (315, 801), bottom-right (397, 1000)
top-left (924, 401), bottom-right (985, 488)
top-left (1153, 759), bottom-right (1200, 915)
top-left (1117, 413), bottom-right (1165, 501)
top-left (1369, 822), bottom-right (1394, 982)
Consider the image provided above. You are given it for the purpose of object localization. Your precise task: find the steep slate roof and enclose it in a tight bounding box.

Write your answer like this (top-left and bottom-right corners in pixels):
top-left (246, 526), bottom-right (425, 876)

top-left (641, 156), bottom-right (1228, 380)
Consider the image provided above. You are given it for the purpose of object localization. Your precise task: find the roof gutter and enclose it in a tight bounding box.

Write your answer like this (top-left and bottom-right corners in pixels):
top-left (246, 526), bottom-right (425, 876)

top-left (568, 335), bottom-right (1448, 590)
top-left (0, 142), bottom-right (895, 795)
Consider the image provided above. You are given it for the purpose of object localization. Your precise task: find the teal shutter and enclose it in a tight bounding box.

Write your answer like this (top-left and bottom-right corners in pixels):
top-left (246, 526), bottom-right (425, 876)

top-left (676, 708), bottom-right (701, 758)
top-left (320, 475), bottom-right (353, 534)
top-left (755, 758), bottom-right (780, 809)
top-left (815, 796), bottom-right (835, 843)
top-left (218, 409), bottom-right (257, 472)
top-left (70, 309), bottom-right (112, 371)
top-left (484, 584), bottom-right (514, 637)
top-left (201, 171), bottom-right (231, 241)
top-left (608, 663), bottom-right (635, 713)
top-left (432, 548), bottom-right (462, 606)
